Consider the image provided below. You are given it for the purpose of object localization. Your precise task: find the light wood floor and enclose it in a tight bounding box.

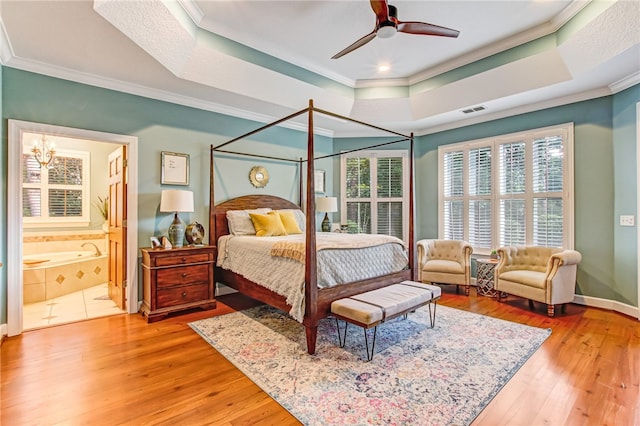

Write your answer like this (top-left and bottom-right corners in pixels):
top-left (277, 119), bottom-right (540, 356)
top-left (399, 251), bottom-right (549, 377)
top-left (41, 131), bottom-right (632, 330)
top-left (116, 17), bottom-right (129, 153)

top-left (2, 289), bottom-right (639, 426)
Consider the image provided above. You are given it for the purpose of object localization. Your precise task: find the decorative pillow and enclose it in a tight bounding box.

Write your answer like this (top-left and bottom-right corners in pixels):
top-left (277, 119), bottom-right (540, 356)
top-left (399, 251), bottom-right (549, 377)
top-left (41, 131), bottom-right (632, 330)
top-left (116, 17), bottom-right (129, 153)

top-left (277, 209), bottom-right (306, 232)
top-left (278, 210), bottom-right (303, 234)
top-left (226, 208), bottom-right (272, 235)
top-left (249, 211), bottom-right (288, 237)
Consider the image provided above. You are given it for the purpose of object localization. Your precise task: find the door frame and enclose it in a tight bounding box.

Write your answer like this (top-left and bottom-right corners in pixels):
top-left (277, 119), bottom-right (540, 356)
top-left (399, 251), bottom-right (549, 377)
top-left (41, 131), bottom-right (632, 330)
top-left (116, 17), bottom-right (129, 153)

top-left (7, 120), bottom-right (139, 336)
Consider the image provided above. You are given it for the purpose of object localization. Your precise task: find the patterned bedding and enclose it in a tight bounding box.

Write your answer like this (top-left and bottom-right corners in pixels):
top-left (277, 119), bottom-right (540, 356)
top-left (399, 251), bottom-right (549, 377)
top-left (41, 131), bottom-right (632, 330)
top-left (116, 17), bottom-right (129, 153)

top-left (216, 233), bottom-right (408, 321)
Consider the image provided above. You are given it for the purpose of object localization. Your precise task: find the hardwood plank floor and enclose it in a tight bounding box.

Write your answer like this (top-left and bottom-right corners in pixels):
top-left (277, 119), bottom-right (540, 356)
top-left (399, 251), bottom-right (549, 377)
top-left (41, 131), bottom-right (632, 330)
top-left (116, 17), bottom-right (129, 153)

top-left (2, 289), bottom-right (639, 425)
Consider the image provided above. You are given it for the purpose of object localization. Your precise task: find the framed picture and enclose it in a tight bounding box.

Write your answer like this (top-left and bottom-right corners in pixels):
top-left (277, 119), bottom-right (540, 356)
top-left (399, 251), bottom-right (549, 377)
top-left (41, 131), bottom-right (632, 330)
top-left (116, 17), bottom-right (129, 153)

top-left (161, 151), bottom-right (190, 185)
top-left (315, 170), bottom-right (325, 193)
top-left (150, 236), bottom-right (161, 248)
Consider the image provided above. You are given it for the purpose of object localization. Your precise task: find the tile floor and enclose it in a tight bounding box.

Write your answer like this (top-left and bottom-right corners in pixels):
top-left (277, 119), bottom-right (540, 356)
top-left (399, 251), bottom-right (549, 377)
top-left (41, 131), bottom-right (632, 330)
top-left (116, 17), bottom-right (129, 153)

top-left (23, 283), bottom-right (126, 330)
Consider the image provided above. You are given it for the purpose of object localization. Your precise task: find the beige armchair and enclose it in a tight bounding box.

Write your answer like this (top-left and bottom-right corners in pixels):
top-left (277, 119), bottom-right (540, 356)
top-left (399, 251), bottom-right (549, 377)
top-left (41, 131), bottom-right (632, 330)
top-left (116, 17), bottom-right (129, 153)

top-left (495, 246), bottom-right (582, 317)
top-left (417, 239), bottom-right (473, 295)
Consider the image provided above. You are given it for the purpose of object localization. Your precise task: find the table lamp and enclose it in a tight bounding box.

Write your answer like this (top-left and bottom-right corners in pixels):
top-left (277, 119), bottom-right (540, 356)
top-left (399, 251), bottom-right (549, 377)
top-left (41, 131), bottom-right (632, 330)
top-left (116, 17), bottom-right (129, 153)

top-left (160, 189), bottom-right (194, 248)
top-left (316, 196), bottom-right (338, 232)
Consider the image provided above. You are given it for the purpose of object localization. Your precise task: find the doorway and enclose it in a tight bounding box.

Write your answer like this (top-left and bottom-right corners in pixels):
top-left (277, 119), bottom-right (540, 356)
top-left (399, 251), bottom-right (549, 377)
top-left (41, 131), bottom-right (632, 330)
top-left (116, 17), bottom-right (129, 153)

top-left (7, 120), bottom-right (139, 336)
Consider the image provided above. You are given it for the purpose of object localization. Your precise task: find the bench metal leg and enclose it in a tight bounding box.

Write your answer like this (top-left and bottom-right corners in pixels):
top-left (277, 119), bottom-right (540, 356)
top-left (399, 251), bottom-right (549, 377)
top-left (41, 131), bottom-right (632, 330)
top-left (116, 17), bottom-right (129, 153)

top-left (427, 301), bottom-right (437, 328)
top-left (363, 326), bottom-right (378, 362)
top-left (335, 318), bottom-right (348, 348)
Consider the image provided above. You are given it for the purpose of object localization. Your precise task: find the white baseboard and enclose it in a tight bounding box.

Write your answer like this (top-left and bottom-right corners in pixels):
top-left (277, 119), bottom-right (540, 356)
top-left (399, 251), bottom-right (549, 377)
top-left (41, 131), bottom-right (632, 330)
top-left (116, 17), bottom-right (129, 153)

top-left (1, 323), bottom-right (7, 344)
top-left (573, 294), bottom-right (639, 320)
top-left (216, 283), bottom-right (238, 296)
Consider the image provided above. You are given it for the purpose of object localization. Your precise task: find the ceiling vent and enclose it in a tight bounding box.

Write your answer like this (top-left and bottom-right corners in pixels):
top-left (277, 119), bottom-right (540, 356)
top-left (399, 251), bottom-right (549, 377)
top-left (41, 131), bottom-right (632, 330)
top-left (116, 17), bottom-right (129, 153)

top-left (461, 105), bottom-right (486, 114)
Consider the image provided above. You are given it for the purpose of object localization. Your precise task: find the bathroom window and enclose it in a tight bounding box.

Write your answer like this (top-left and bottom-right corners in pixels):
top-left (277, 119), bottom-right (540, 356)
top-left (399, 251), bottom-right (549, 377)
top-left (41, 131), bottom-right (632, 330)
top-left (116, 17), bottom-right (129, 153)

top-left (22, 148), bottom-right (91, 227)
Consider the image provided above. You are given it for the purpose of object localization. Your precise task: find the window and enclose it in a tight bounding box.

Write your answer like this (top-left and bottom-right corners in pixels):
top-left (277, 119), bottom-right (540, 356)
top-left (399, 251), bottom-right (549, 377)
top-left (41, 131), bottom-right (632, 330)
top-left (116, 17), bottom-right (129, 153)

top-left (341, 150), bottom-right (409, 241)
top-left (438, 123), bottom-right (574, 253)
top-left (22, 146), bottom-right (91, 227)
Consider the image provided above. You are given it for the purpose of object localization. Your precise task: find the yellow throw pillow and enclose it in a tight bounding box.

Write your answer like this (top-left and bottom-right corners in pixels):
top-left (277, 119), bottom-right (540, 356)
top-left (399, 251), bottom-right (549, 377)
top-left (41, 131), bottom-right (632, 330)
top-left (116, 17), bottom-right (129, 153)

top-left (278, 210), bottom-right (303, 234)
top-left (249, 211), bottom-right (288, 237)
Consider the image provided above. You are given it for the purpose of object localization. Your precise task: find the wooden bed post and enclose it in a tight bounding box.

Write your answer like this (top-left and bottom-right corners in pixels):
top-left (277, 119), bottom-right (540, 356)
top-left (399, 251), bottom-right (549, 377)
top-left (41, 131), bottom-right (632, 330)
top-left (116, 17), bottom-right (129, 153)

top-left (409, 134), bottom-right (416, 280)
top-left (304, 99), bottom-right (319, 354)
top-left (298, 157), bottom-right (303, 209)
top-left (209, 145), bottom-right (216, 247)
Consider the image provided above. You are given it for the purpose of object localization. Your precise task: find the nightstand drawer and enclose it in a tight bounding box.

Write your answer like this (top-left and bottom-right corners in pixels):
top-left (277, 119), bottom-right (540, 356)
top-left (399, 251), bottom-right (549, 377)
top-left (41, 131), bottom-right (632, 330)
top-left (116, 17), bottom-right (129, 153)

top-left (140, 246), bottom-right (216, 322)
top-left (157, 283), bottom-right (210, 309)
top-left (156, 264), bottom-right (210, 288)
top-left (154, 253), bottom-right (211, 267)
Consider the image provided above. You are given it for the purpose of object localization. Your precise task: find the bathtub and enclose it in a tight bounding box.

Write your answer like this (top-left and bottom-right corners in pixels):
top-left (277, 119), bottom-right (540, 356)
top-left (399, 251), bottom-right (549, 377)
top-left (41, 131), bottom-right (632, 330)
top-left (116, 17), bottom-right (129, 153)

top-left (23, 250), bottom-right (99, 268)
top-left (23, 251), bottom-right (108, 304)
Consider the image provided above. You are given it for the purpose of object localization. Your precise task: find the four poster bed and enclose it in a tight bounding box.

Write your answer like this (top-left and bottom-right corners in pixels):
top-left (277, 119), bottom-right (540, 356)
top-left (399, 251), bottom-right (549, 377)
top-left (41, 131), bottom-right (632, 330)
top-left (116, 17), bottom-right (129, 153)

top-left (209, 100), bottom-right (416, 354)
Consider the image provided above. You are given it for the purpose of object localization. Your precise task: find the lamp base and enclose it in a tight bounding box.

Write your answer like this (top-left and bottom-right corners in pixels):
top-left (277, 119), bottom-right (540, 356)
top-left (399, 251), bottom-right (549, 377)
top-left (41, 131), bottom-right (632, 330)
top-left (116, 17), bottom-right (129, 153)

top-left (168, 212), bottom-right (185, 248)
top-left (321, 213), bottom-right (331, 232)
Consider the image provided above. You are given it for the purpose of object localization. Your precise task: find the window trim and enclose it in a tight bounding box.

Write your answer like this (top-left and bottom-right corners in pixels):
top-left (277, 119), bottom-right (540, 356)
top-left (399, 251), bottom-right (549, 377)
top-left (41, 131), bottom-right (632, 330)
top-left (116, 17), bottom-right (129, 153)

top-left (438, 123), bottom-right (574, 253)
top-left (22, 146), bottom-right (91, 228)
top-left (340, 149), bottom-right (410, 242)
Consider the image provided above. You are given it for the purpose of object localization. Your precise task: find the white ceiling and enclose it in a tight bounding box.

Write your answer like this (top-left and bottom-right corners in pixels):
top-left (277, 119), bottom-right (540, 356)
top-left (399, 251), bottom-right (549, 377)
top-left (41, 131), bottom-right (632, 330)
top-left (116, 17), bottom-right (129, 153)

top-left (1, 0), bottom-right (638, 137)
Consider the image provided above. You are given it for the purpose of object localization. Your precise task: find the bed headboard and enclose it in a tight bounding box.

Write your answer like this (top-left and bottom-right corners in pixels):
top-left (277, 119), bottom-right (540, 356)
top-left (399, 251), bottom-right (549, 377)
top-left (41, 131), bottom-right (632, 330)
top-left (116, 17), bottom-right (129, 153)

top-left (211, 194), bottom-right (301, 244)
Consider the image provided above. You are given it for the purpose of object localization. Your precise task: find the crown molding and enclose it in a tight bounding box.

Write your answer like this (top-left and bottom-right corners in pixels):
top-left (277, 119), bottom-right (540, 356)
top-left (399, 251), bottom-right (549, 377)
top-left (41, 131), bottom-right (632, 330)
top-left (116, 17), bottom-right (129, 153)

top-left (610, 70), bottom-right (640, 94)
top-left (2, 55), bottom-right (336, 137)
top-left (177, 0), bottom-right (204, 25)
top-left (0, 15), bottom-right (15, 65)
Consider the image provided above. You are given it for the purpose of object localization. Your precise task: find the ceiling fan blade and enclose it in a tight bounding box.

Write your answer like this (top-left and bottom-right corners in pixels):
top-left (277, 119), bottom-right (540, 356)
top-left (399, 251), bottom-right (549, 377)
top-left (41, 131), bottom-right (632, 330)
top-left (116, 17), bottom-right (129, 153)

top-left (370, 0), bottom-right (389, 24)
top-left (397, 21), bottom-right (460, 38)
top-left (331, 31), bottom-right (377, 59)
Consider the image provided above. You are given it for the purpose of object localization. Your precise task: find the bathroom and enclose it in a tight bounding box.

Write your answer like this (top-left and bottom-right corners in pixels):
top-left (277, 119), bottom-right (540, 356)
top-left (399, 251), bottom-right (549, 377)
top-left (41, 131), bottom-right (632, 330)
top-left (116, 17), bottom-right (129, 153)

top-left (21, 131), bottom-right (125, 329)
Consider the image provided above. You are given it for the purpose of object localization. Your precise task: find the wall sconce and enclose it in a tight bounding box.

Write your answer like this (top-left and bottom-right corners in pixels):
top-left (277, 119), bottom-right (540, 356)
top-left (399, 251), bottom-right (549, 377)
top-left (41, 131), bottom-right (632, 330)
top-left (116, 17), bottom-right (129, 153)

top-left (160, 189), bottom-right (194, 248)
top-left (316, 196), bottom-right (338, 232)
top-left (32, 135), bottom-right (56, 168)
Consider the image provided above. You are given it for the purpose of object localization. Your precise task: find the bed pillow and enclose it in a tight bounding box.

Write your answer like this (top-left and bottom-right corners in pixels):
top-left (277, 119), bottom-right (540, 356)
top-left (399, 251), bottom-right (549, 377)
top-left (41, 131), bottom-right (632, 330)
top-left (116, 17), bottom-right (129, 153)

top-left (226, 208), bottom-right (272, 235)
top-left (278, 210), bottom-right (303, 234)
top-left (277, 209), bottom-right (306, 232)
top-left (249, 211), bottom-right (288, 237)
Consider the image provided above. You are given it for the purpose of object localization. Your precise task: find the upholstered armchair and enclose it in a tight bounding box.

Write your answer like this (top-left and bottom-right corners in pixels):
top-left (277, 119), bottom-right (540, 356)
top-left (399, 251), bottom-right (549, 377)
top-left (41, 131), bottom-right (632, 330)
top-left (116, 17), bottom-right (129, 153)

top-left (495, 246), bottom-right (582, 317)
top-left (417, 239), bottom-right (473, 295)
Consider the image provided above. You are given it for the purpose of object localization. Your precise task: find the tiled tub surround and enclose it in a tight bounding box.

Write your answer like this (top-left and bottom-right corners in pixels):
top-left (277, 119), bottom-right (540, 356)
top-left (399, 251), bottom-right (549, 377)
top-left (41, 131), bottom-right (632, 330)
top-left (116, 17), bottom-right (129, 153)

top-left (23, 232), bottom-right (108, 304)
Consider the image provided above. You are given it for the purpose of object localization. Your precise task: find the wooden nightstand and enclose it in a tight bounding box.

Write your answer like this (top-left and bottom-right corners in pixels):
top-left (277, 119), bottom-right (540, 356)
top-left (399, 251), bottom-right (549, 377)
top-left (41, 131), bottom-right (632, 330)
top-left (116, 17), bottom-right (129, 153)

top-left (140, 245), bottom-right (216, 322)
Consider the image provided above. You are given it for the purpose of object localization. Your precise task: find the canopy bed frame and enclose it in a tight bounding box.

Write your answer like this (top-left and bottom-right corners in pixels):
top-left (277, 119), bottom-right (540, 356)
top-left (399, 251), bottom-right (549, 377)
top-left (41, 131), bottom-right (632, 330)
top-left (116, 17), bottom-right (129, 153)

top-left (209, 100), bottom-right (416, 354)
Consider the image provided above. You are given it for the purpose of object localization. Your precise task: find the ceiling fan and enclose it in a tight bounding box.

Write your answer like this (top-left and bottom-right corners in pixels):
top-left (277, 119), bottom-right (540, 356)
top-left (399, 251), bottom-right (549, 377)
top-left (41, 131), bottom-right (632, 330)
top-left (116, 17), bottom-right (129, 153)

top-left (332, 0), bottom-right (460, 59)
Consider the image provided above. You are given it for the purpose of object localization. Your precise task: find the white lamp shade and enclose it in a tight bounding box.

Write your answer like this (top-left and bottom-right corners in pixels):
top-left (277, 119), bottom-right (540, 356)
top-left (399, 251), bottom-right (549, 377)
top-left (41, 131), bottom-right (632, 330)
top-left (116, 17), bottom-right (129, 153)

top-left (160, 189), bottom-right (194, 213)
top-left (316, 196), bottom-right (337, 213)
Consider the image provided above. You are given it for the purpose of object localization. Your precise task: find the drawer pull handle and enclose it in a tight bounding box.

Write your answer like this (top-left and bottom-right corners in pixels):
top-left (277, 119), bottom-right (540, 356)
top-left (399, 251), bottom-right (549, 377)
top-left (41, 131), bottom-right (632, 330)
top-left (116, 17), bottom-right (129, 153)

top-left (181, 273), bottom-right (188, 278)
top-left (181, 257), bottom-right (187, 262)
top-left (182, 292), bottom-right (187, 297)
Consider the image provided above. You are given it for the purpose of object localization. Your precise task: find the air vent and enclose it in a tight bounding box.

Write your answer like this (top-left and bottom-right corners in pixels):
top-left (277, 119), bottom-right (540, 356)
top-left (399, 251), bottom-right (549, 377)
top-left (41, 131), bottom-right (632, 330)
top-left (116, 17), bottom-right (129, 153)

top-left (461, 105), bottom-right (486, 114)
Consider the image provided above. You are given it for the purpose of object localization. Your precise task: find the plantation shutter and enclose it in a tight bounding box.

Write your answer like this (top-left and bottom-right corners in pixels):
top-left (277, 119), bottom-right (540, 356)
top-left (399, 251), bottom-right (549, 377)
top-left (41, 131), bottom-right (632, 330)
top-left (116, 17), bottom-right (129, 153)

top-left (438, 123), bottom-right (573, 252)
top-left (376, 157), bottom-right (403, 238)
top-left (532, 135), bottom-right (564, 247)
top-left (345, 157), bottom-right (372, 234)
top-left (499, 141), bottom-right (526, 246)
top-left (342, 151), bottom-right (408, 240)
top-left (443, 150), bottom-right (464, 240)
top-left (22, 147), bottom-right (90, 225)
top-left (22, 154), bottom-right (43, 217)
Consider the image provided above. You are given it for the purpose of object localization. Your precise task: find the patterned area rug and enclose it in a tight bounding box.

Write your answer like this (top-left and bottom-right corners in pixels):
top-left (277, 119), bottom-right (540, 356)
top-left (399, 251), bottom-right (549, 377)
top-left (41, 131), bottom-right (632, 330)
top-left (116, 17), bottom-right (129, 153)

top-left (190, 304), bottom-right (550, 426)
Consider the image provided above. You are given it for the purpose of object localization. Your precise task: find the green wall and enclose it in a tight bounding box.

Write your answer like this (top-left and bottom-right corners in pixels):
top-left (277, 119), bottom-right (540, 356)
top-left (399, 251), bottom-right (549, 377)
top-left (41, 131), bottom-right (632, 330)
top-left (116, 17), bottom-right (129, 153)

top-left (412, 91), bottom-right (638, 307)
top-left (0, 67), bottom-right (331, 323)
top-left (1, 67), bottom-right (638, 325)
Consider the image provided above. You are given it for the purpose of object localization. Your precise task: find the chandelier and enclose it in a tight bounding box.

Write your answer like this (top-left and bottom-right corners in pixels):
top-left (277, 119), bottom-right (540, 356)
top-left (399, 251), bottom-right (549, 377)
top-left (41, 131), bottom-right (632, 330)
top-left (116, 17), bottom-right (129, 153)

top-left (32, 135), bottom-right (56, 168)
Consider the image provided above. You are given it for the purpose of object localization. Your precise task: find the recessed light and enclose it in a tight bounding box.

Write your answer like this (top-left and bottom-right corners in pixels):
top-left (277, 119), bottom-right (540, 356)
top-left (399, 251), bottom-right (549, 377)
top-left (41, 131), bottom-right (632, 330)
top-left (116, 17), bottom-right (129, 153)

top-left (378, 64), bottom-right (390, 73)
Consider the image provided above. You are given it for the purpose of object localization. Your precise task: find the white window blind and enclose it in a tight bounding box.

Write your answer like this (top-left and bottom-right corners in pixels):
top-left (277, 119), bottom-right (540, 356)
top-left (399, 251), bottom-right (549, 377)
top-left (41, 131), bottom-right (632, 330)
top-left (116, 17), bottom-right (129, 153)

top-left (438, 123), bottom-right (574, 253)
top-left (341, 150), bottom-right (409, 241)
top-left (22, 147), bottom-right (91, 227)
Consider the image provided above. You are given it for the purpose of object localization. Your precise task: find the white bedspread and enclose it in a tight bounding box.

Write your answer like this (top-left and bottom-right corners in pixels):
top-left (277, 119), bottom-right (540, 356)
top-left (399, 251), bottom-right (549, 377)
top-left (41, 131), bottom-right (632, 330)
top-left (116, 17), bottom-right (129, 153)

top-left (217, 233), bottom-right (408, 321)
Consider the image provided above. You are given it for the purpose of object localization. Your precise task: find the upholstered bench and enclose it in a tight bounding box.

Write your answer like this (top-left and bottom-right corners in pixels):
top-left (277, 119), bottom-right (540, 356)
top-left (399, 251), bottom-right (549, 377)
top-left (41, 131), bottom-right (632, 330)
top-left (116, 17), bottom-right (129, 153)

top-left (330, 281), bottom-right (441, 361)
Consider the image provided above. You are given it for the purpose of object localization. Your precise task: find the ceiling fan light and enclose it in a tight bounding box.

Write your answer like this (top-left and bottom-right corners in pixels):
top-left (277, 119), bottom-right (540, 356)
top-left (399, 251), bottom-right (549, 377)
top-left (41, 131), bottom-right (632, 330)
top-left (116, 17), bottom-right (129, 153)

top-left (377, 25), bottom-right (397, 39)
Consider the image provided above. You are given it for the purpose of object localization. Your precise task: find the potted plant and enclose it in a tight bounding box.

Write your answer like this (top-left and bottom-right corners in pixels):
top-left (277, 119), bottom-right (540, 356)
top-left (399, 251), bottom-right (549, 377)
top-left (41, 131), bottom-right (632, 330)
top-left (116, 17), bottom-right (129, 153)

top-left (94, 196), bottom-right (108, 232)
top-left (490, 249), bottom-right (498, 260)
